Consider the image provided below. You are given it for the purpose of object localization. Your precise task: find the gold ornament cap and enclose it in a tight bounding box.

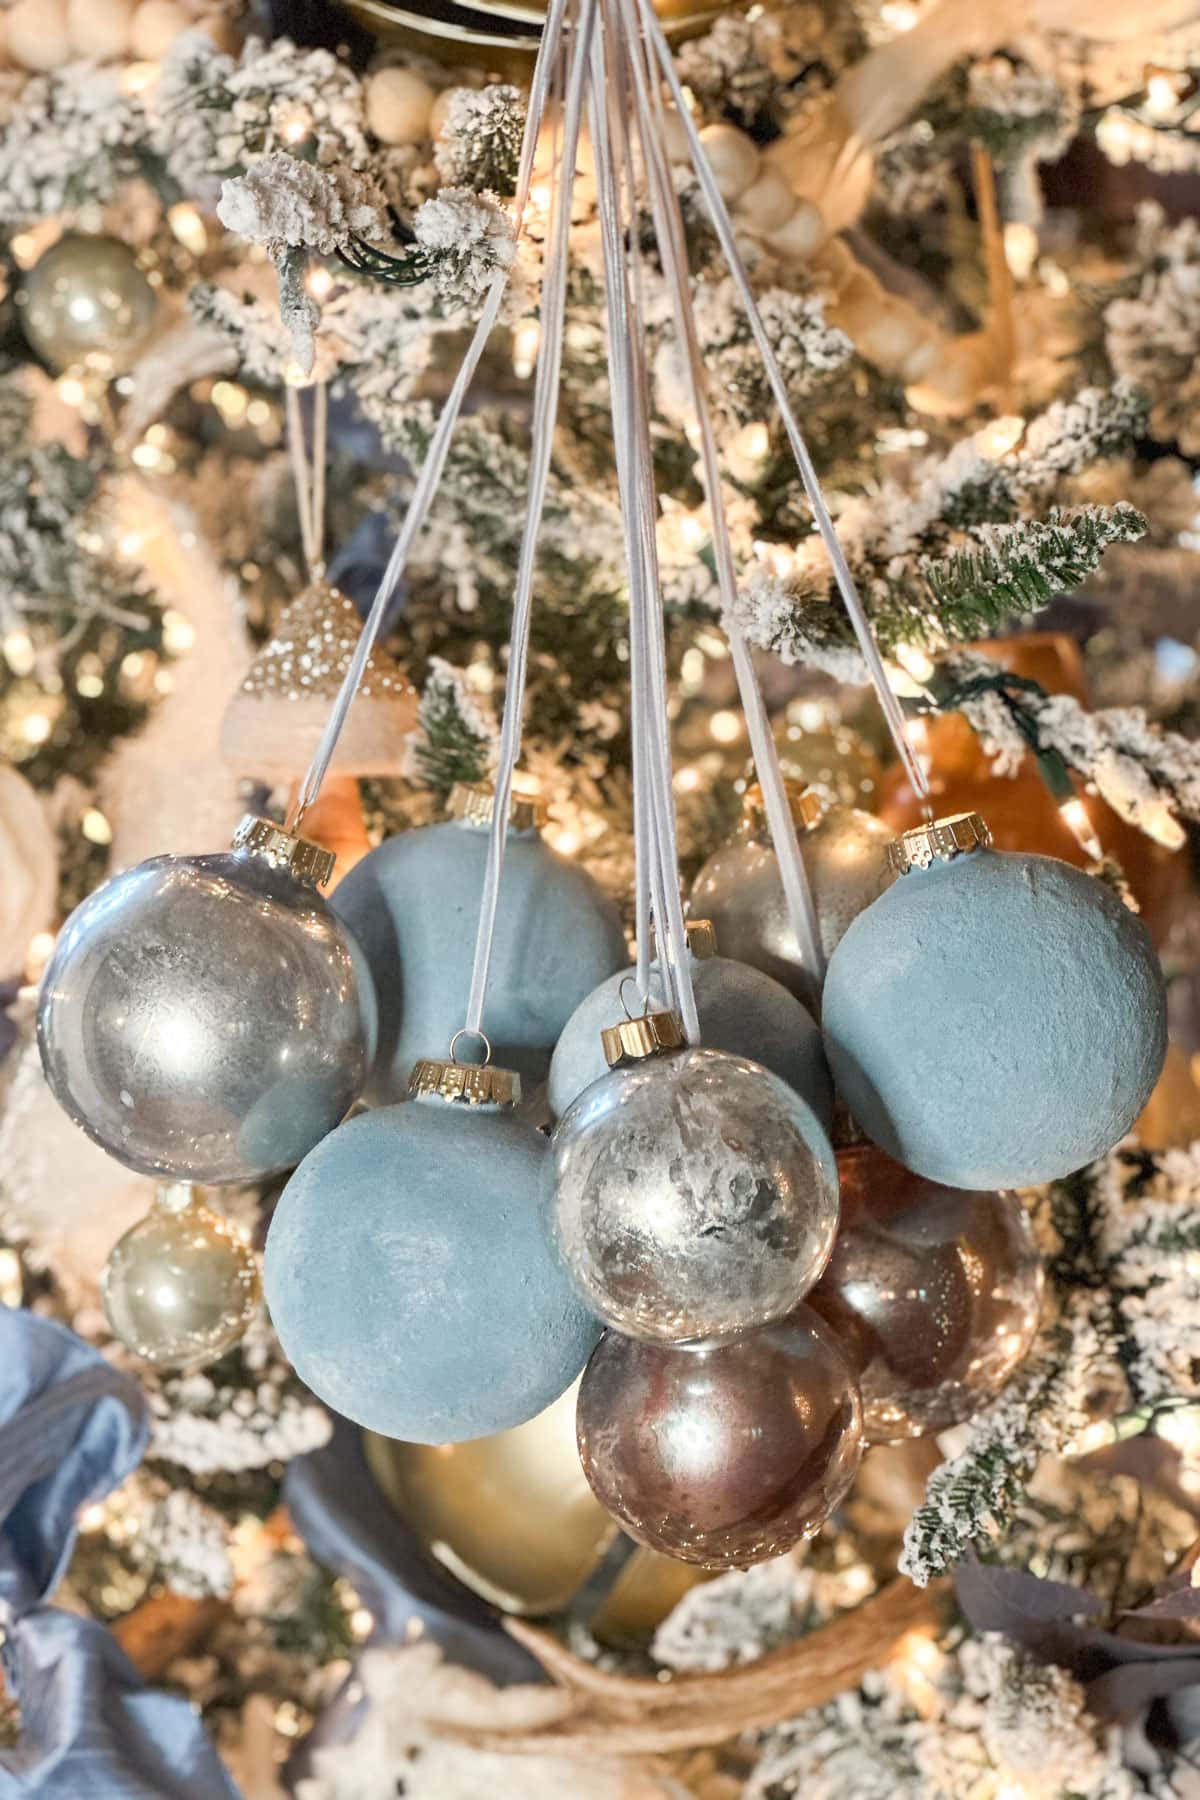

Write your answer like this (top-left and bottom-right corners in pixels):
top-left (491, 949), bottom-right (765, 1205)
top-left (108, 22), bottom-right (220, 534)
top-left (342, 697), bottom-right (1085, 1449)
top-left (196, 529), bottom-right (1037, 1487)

top-left (601, 1007), bottom-right (686, 1069)
top-left (408, 1053), bottom-right (522, 1108)
top-left (448, 781), bottom-right (549, 833)
top-left (651, 918), bottom-right (717, 961)
top-left (743, 781), bottom-right (825, 834)
top-left (232, 815), bottom-right (335, 888)
top-left (887, 811), bottom-right (992, 876)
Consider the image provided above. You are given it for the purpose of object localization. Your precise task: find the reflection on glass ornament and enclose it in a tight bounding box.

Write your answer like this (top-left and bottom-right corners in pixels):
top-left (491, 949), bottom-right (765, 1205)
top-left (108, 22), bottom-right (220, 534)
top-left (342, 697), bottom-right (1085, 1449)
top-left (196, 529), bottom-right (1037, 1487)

top-left (576, 1305), bottom-right (863, 1568)
top-left (822, 814), bottom-right (1168, 1189)
top-left (809, 1144), bottom-right (1043, 1442)
top-left (102, 1183), bottom-right (260, 1371)
top-left (37, 816), bottom-right (376, 1184)
top-left (363, 1383), bottom-right (712, 1637)
top-left (546, 920), bottom-right (832, 1124)
top-left (265, 1056), bottom-right (601, 1442)
top-left (691, 783), bottom-right (895, 1010)
top-left (547, 1018), bottom-right (839, 1342)
top-left (332, 781), bottom-right (627, 1102)
top-left (20, 233), bottom-right (158, 375)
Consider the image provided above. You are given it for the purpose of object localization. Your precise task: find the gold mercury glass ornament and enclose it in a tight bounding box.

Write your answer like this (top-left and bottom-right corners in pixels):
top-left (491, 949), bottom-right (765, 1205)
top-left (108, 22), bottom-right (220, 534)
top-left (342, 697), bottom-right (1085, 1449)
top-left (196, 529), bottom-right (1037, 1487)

top-left (690, 781), bottom-right (897, 1012)
top-left (102, 1183), bottom-right (261, 1372)
top-left (363, 1383), bottom-right (712, 1639)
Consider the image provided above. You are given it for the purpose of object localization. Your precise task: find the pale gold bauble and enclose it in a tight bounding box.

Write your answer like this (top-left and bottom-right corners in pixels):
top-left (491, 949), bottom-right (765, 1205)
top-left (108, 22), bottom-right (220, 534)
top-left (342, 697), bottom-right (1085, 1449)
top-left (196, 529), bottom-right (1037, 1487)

top-left (21, 235), bottom-right (158, 377)
top-left (364, 1383), bottom-right (711, 1642)
top-left (102, 1184), bottom-right (260, 1372)
top-left (773, 708), bottom-right (883, 810)
top-left (67, 0), bottom-right (133, 60)
top-left (8, 0), bottom-right (70, 71)
top-left (691, 785), bottom-right (895, 1011)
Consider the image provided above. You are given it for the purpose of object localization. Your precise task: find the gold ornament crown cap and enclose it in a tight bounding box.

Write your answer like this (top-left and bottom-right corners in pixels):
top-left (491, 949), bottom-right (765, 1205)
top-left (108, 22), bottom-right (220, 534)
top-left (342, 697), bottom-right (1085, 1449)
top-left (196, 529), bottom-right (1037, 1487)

top-left (601, 1007), bottom-right (686, 1069)
top-left (743, 781), bottom-right (826, 834)
top-left (408, 1052), bottom-right (522, 1108)
top-left (887, 811), bottom-right (992, 876)
top-left (232, 816), bottom-right (335, 889)
top-left (650, 918), bottom-right (717, 961)
top-left (448, 781), bottom-right (549, 833)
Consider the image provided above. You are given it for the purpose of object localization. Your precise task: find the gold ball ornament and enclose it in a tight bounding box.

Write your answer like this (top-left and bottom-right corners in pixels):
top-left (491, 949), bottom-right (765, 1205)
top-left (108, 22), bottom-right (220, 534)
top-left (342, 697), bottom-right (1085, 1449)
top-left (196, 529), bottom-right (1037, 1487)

top-left (773, 706), bottom-right (883, 810)
top-left (364, 1383), bottom-right (711, 1642)
top-left (366, 66), bottom-right (436, 145)
top-left (67, 0), bottom-right (133, 60)
top-left (220, 579), bottom-right (417, 782)
top-left (8, 0), bottom-right (70, 71)
top-left (103, 1184), bottom-right (260, 1372)
top-left (20, 235), bottom-right (158, 377)
top-left (691, 785), bottom-right (895, 1011)
top-left (130, 0), bottom-right (191, 59)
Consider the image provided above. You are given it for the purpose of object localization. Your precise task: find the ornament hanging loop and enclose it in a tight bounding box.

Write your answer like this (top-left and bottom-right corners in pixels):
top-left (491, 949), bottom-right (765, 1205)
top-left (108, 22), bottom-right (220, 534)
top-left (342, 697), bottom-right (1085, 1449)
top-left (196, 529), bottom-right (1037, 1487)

top-left (618, 973), bottom-right (651, 1022)
top-left (449, 1026), bottom-right (493, 1067)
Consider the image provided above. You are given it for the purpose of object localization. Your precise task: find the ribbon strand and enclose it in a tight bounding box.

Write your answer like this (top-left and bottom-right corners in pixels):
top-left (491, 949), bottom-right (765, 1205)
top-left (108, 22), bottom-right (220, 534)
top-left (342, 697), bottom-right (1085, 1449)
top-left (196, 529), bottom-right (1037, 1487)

top-left (463, 0), bottom-right (601, 1041)
top-left (637, 0), bottom-right (930, 807)
top-left (289, 0), bottom-right (571, 831)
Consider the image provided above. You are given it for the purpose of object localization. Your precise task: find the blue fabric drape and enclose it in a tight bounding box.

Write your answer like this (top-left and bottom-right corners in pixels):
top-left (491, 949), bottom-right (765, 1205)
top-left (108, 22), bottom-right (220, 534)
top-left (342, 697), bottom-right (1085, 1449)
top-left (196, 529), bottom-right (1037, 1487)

top-left (0, 1309), bottom-right (240, 1798)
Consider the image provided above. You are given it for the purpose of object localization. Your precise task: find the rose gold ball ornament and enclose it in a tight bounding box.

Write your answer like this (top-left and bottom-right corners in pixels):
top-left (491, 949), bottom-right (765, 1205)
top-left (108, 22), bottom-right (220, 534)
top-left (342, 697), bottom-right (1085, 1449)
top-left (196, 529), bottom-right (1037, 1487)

top-left (576, 1306), bottom-right (863, 1568)
top-left (102, 1182), bottom-right (260, 1372)
top-left (808, 1145), bottom-right (1043, 1443)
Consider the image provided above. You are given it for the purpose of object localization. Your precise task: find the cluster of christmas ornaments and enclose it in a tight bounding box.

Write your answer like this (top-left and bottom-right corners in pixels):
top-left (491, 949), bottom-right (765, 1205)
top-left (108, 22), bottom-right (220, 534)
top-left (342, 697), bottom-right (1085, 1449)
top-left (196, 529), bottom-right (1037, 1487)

top-left (36, 766), bottom-right (1168, 1572)
top-left (4, 0), bottom-right (219, 74)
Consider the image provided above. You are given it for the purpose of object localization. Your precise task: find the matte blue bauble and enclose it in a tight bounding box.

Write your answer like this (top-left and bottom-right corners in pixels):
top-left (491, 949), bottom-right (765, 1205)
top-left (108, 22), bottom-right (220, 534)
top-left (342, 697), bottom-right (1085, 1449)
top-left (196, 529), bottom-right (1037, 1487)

top-left (333, 814), bottom-right (627, 1102)
top-left (264, 1099), bottom-right (601, 1442)
top-left (822, 846), bottom-right (1168, 1190)
top-left (547, 953), bottom-right (833, 1125)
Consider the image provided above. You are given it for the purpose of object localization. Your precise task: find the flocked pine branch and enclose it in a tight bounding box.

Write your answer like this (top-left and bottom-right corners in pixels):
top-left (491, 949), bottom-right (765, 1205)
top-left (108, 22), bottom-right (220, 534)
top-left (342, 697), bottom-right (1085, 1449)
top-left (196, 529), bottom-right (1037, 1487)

top-left (729, 503), bottom-right (1146, 678)
top-left (935, 647), bottom-right (1200, 842)
top-left (900, 1299), bottom-right (1112, 1586)
top-left (921, 505), bottom-right (1147, 629)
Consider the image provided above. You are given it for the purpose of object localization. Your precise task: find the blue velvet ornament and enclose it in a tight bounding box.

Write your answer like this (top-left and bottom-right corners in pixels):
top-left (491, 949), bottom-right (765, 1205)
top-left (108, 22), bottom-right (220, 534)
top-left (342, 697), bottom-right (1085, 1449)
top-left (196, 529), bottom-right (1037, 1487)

top-left (332, 789), bottom-right (627, 1103)
top-left (264, 1086), bottom-right (601, 1442)
top-left (547, 947), bottom-right (833, 1125)
top-left (822, 823), bottom-right (1168, 1190)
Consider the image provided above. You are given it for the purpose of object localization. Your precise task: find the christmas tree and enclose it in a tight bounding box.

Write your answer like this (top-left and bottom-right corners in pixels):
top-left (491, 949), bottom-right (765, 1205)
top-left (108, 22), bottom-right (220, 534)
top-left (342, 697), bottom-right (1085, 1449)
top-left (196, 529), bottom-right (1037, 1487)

top-left (3, 0), bottom-right (1200, 1793)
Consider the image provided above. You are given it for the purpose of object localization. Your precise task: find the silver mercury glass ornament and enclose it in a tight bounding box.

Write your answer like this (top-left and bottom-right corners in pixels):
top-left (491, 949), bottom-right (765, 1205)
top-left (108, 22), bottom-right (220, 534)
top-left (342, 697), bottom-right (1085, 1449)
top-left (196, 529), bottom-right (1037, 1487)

top-left (690, 782), bottom-right (896, 1012)
top-left (20, 233), bottom-right (159, 376)
top-left (545, 1006), bottom-right (840, 1342)
top-left (103, 1182), bottom-right (261, 1372)
top-left (37, 816), bottom-right (377, 1184)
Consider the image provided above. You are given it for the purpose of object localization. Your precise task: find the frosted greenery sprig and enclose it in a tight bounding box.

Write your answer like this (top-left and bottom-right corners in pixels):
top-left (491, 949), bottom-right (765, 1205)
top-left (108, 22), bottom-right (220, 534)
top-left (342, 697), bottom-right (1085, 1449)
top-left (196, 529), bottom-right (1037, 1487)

top-left (935, 649), bottom-right (1200, 839)
top-left (406, 658), bottom-right (498, 798)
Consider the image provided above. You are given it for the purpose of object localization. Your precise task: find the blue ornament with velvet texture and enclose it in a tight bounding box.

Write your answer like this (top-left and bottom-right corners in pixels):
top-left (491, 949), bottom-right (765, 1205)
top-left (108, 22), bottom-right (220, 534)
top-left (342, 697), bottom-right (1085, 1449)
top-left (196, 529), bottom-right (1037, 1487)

top-left (264, 1093), bottom-right (601, 1442)
top-left (547, 950), bottom-right (833, 1125)
top-left (332, 790), bottom-right (627, 1102)
top-left (821, 834), bottom-right (1168, 1191)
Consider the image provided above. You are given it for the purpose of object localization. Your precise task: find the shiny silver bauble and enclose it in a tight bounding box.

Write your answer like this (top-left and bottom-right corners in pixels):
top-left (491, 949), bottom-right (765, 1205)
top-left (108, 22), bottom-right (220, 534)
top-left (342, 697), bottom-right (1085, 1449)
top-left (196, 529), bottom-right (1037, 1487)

top-left (103, 1183), bottom-right (261, 1372)
top-left (545, 1045), bottom-right (839, 1343)
top-left (691, 800), bottom-right (895, 1011)
top-left (37, 833), bottom-right (375, 1184)
top-left (21, 234), bottom-right (158, 376)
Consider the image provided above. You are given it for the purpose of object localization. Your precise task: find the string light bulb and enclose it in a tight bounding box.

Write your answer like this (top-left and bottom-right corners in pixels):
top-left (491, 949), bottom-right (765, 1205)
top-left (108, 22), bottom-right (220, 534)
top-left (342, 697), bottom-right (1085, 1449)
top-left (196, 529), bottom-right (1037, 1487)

top-left (1058, 797), bottom-right (1103, 862)
top-left (512, 318), bottom-right (541, 379)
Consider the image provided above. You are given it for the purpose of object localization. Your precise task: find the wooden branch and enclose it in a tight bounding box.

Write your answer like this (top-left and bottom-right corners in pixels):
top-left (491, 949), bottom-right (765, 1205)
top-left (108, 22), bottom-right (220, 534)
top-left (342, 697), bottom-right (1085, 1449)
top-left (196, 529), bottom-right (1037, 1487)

top-left (449, 1576), bottom-right (951, 1758)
